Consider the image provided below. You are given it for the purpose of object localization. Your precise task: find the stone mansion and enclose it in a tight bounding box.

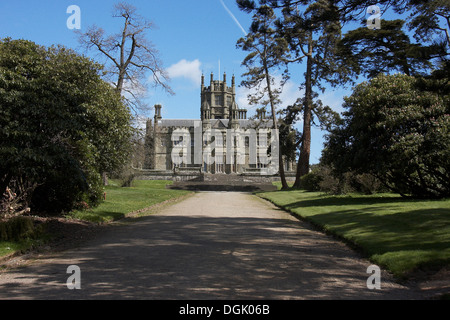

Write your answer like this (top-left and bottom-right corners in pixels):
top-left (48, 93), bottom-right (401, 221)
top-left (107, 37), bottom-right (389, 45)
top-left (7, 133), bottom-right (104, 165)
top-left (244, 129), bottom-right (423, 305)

top-left (143, 73), bottom-right (294, 176)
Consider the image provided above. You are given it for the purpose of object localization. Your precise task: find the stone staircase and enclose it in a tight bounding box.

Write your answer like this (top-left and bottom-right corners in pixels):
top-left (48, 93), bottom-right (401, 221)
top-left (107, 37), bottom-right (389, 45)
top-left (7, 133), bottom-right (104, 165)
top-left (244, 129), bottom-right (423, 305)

top-left (167, 173), bottom-right (278, 192)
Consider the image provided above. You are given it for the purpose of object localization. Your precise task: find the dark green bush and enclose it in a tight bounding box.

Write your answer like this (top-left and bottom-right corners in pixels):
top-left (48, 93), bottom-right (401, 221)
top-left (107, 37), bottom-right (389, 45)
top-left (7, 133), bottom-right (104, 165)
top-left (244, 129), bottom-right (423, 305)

top-left (0, 39), bottom-right (133, 215)
top-left (300, 170), bottom-right (322, 191)
top-left (323, 73), bottom-right (450, 198)
top-left (0, 216), bottom-right (37, 241)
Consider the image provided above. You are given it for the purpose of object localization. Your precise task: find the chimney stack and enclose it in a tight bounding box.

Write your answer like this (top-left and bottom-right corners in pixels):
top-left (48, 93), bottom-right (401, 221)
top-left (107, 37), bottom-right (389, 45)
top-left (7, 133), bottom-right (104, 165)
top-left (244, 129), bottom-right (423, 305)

top-left (154, 104), bottom-right (162, 121)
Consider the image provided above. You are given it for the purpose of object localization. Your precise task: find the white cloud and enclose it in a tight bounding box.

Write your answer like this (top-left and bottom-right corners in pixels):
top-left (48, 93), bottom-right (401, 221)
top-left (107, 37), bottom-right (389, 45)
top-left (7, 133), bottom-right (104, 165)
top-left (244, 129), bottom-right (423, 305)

top-left (319, 89), bottom-right (347, 115)
top-left (279, 79), bottom-right (301, 109)
top-left (166, 59), bottom-right (202, 86)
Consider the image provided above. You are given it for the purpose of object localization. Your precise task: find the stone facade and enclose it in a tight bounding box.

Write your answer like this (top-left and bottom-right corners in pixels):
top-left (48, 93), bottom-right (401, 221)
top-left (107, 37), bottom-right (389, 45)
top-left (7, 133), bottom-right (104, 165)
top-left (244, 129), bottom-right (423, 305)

top-left (144, 73), bottom-right (293, 176)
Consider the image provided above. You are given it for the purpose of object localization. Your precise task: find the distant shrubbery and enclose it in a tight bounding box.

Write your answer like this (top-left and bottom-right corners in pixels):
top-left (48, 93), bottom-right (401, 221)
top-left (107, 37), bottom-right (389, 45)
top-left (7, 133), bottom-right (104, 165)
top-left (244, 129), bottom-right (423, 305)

top-left (300, 164), bottom-right (386, 195)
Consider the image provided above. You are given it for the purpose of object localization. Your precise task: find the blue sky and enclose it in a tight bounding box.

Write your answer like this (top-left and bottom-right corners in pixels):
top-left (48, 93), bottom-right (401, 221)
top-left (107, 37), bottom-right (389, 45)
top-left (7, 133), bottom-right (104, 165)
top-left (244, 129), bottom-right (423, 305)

top-left (0, 0), bottom-right (386, 164)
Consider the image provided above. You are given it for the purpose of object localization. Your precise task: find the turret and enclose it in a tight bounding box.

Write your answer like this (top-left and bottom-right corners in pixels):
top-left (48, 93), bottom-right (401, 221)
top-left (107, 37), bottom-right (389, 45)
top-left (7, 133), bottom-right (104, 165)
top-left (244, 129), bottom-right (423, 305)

top-left (201, 72), bottom-right (240, 121)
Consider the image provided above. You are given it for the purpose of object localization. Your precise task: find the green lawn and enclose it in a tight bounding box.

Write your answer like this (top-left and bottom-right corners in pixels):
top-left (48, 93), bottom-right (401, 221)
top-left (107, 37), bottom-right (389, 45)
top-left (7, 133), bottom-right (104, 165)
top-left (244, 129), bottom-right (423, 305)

top-left (257, 188), bottom-right (450, 278)
top-left (68, 180), bottom-right (191, 223)
top-left (0, 240), bottom-right (37, 258)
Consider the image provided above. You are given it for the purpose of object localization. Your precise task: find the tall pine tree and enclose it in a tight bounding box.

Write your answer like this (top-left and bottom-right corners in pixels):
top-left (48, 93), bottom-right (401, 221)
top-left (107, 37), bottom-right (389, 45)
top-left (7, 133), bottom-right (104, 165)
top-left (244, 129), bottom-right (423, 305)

top-left (237, 2), bottom-right (290, 189)
top-left (338, 19), bottom-right (445, 79)
top-left (277, 0), bottom-right (353, 187)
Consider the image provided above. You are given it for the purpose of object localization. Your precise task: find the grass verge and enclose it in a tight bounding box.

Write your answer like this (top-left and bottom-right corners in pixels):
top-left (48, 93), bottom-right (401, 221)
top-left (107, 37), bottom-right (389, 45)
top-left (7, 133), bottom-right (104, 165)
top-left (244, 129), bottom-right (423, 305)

top-left (1, 180), bottom-right (191, 259)
top-left (68, 180), bottom-right (191, 223)
top-left (257, 188), bottom-right (450, 279)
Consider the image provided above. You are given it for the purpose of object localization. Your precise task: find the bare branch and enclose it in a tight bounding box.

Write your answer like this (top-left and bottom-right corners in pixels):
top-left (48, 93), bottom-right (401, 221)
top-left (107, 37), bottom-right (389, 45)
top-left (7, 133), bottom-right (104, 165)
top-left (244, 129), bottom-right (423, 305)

top-left (77, 2), bottom-right (172, 115)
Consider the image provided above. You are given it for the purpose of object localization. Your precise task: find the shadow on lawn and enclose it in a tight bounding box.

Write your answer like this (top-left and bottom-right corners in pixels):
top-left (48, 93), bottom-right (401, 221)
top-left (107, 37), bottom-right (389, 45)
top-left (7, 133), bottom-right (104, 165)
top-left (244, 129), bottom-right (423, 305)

top-left (284, 203), bottom-right (450, 277)
top-left (282, 194), bottom-right (408, 209)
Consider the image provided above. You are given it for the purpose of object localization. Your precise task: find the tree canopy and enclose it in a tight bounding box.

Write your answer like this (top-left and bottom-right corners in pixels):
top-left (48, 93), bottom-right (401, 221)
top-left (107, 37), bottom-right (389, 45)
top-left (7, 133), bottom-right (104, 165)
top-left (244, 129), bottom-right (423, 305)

top-left (0, 38), bottom-right (134, 214)
top-left (338, 19), bottom-right (446, 79)
top-left (322, 73), bottom-right (450, 198)
top-left (236, 0), bottom-right (449, 198)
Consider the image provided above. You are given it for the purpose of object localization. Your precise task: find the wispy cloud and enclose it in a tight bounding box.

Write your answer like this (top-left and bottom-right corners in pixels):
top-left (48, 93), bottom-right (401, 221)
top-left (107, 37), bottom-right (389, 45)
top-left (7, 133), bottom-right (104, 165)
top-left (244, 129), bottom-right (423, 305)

top-left (219, 0), bottom-right (247, 36)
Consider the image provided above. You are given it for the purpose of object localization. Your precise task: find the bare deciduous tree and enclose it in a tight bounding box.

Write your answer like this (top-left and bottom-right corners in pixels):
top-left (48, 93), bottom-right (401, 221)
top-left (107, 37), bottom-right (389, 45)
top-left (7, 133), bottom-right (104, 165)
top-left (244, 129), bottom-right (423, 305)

top-left (78, 2), bottom-right (173, 114)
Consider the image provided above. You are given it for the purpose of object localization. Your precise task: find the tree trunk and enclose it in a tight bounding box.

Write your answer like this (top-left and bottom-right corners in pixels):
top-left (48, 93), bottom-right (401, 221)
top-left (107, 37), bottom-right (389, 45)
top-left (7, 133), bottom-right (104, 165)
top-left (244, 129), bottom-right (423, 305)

top-left (294, 38), bottom-right (313, 188)
top-left (116, 70), bottom-right (125, 95)
top-left (102, 172), bottom-right (109, 186)
top-left (115, 15), bottom-right (130, 95)
top-left (263, 62), bottom-right (289, 190)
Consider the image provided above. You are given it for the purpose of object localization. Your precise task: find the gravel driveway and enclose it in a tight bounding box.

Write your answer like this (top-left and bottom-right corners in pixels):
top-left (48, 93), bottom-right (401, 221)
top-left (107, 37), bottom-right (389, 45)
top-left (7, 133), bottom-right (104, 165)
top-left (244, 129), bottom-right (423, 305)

top-left (0, 191), bottom-right (426, 299)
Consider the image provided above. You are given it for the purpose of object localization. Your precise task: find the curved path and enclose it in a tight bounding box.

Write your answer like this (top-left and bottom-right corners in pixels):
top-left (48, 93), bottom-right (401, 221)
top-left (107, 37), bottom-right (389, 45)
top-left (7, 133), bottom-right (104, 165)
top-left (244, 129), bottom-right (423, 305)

top-left (0, 192), bottom-right (424, 299)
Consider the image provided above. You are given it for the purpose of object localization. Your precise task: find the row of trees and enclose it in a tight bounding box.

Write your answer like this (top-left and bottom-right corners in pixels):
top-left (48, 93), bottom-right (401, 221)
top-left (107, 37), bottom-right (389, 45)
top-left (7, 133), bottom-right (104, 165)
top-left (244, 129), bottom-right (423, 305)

top-left (236, 0), bottom-right (449, 198)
